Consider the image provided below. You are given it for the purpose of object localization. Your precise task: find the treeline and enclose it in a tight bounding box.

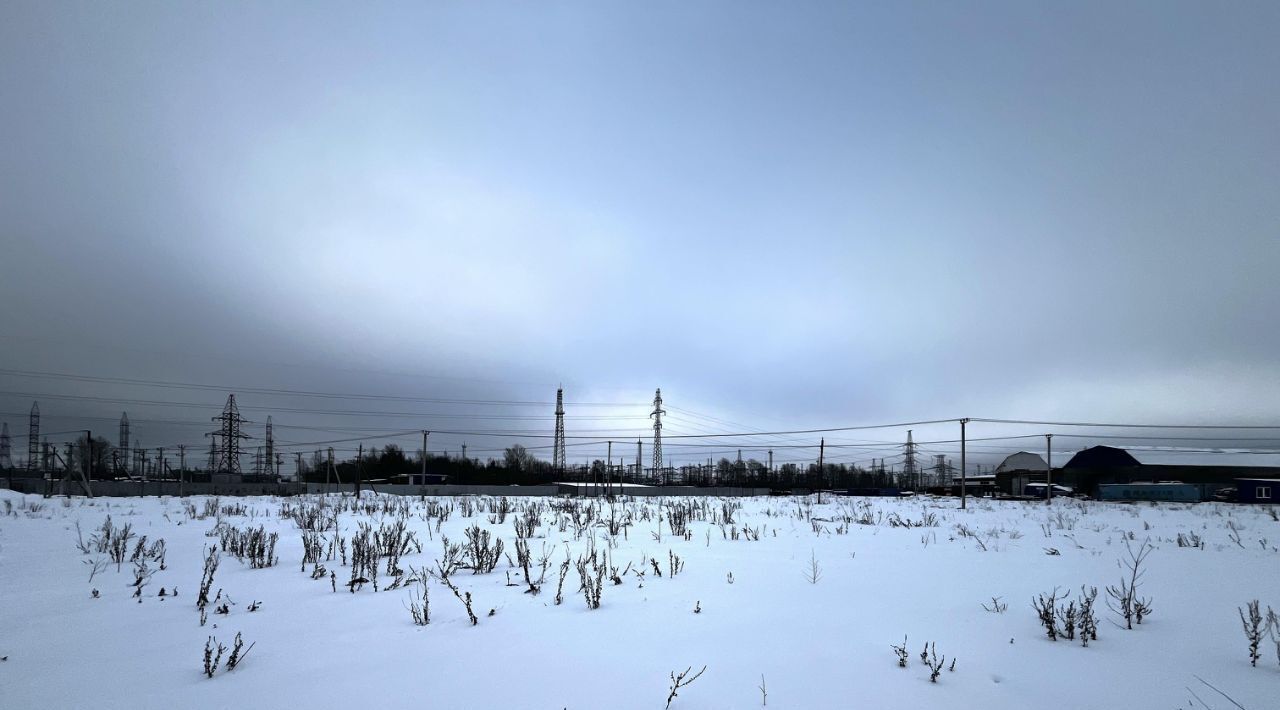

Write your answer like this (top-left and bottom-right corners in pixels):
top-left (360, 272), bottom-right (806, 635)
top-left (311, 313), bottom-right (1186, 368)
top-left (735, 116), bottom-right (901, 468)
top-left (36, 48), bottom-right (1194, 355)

top-left (301, 446), bottom-right (903, 491)
top-left (8, 439), bottom-right (907, 491)
top-left (693, 458), bottom-right (902, 491)
top-left (302, 444), bottom-right (555, 486)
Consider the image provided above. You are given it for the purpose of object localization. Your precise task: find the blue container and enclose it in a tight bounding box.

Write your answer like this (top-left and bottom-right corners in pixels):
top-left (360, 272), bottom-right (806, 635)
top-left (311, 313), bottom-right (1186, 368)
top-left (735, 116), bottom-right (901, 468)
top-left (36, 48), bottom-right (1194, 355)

top-left (1235, 479), bottom-right (1279, 504)
top-left (1097, 483), bottom-right (1201, 502)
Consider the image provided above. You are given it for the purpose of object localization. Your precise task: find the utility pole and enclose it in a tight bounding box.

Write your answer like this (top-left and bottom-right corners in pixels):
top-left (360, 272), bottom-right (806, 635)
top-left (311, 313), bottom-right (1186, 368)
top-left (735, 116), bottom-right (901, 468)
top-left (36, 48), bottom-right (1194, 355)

top-left (326, 447), bottom-right (335, 495)
top-left (636, 439), bottom-right (642, 484)
top-left (768, 449), bottom-right (773, 477)
top-left (63, 442), bottom-right (74, 497)
top-left (421, 430), bottom-right (429, 482)
top-left (960, 418), bottom-right (968, 510)
top-left (814, 438), bottom-right (825, 502)
top-left (355, 443), bottom-right (363, 499)
top-left (85, 430), bottom-right (94, 492)
top-left (606, 440), bottom-right (612, 498)
top-left (178, 445), bottom-right (186, 497)
top-left (295, 452), bottom-right (303, 482)
top-left (1045, 434), bottom-right (1053, 505)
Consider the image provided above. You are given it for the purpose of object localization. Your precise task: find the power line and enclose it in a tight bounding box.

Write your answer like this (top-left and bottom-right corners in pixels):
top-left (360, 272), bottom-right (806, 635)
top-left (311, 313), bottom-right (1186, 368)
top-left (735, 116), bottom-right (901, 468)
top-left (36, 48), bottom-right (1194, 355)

top-left (0, 369), bottom-right (639, 407)
top-left (0, 390), bottom-right (647, 420)
top-left (972, 417), bottom-right (1280, 430)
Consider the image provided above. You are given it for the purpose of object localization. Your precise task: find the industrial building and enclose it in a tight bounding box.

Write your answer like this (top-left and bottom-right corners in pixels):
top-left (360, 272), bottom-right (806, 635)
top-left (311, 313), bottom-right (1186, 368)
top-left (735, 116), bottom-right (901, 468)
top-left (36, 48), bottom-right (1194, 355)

top-left (989, 445), bottom-right (1280, 502)
top-left (992, 451), bottom-right (1049, 496)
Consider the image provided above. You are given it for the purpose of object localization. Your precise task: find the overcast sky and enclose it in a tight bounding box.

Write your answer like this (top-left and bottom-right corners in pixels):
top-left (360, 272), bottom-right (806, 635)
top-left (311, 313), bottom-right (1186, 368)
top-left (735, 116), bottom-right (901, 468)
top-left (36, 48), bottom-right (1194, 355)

top-left (2, 1), bottom-right (1278, 470)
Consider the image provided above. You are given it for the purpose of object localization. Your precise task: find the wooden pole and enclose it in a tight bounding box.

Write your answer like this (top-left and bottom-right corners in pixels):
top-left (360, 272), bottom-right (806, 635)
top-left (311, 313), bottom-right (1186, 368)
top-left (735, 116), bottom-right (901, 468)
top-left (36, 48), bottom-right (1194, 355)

top-left (960, 418), bottom-right (968, 509)
top-left (1046, 434), bottom-right (1053, 505)
top-left (427, 429), bottom-right (437, 486)
top-left (355, 444), bottom-right (363, 499)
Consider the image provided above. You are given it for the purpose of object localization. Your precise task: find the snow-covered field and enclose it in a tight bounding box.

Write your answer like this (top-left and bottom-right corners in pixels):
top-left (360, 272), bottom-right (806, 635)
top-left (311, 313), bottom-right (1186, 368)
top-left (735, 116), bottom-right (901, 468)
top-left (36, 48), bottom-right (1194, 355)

top-left (1, 489), bottom-right (1278, 709)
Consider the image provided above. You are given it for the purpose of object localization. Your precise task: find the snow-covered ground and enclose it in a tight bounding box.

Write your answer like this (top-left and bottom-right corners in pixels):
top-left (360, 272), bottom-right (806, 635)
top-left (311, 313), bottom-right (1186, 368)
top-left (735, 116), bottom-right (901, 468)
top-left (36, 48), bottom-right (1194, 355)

top-left (1, 489), bottom-right (1277, 709)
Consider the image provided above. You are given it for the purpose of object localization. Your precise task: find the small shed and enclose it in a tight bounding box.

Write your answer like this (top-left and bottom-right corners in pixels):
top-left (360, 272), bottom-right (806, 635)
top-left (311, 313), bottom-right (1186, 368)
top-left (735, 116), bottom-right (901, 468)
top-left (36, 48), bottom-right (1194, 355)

top-left (1235, 478), bottom-right (1278, 504)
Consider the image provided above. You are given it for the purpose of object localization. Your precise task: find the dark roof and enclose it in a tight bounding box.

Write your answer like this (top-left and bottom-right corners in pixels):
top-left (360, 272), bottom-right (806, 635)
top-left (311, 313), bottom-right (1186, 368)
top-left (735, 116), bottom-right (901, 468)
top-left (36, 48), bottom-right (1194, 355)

top-left (1063, 445), bottom-right (1141, 469)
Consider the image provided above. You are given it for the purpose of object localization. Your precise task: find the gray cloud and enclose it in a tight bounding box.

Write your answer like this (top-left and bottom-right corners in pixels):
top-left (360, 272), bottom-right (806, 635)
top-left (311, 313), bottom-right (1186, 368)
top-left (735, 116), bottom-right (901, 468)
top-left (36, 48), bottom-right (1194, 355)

top-left (2, 2), bottom-right (1278, 468)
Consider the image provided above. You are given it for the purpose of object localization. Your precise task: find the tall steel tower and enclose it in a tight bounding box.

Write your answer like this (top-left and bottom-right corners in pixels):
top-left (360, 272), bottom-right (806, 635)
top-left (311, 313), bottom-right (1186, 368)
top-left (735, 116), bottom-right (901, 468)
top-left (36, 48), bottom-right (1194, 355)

top-left (207, 394), bottom-right (251, 474)
top-left (650, 388), bottom-right (666, 478)
top-left (263, 416), bottom-right (275, 477)
top-left (27, 402), bottom-right (39, 471)
top-left (119, 412), bottom-right (130, 455)
top-left (903, 429), bottom-right (918, 489)
top-left (118, 412), bottom-right (130, 475)
top-left (552, 387), bottom-right (566, 473)
top-left (0, 422), bottom-right (11, 469)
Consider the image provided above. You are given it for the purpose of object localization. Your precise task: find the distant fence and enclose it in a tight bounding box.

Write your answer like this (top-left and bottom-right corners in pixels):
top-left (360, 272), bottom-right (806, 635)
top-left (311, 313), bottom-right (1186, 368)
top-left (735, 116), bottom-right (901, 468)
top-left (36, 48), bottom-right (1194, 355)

top-left (3, 479), bottom-right (302, 498)
top-left (1, 478), bottom-right (770, 499)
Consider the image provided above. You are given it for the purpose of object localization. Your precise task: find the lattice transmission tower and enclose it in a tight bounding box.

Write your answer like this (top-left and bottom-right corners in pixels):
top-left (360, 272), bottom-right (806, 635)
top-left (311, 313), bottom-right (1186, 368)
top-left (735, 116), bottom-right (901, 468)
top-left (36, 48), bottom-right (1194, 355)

top-left (552, 387), bottom-right (566, 473)
top-left (0, 422), bottom-right (11, 469)
top-left (207, 394), bottom-right (251, 474)
top-left (118, 412), bottom-right (131, 476)
top-left (651, 388), bottom-right (666, 480)
top-left (903, 429), bottom-right (918, 489)
top-left (264, 415), bottom-right (275, 477)
top-left (27, 402), bottom-right (39, 471)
